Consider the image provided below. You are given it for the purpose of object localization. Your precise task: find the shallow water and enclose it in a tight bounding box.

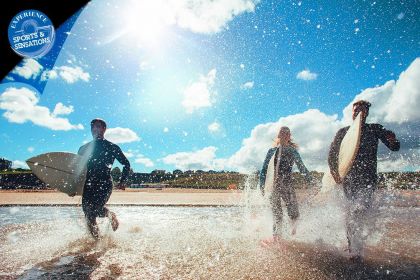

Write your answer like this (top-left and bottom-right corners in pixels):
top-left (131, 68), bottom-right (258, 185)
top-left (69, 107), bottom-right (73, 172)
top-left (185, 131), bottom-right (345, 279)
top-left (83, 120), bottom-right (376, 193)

top-left (0, 192), bottom-right (419, 280)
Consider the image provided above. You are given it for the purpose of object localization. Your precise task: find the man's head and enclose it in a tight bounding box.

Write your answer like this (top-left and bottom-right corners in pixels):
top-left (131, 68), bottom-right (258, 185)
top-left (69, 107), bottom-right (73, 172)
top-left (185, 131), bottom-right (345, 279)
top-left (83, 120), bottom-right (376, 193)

top-left (91, 118), bottom-right (107, 139)
top-left (352, 100), bottom-right (371, 121)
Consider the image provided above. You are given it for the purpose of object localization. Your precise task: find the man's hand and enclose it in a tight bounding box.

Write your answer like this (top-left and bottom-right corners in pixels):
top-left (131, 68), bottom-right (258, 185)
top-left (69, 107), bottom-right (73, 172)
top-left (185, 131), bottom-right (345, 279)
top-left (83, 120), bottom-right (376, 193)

top-left (385, 132), bottom-right (397, 143)
top-left (115, 183), bottom-right (127, 190)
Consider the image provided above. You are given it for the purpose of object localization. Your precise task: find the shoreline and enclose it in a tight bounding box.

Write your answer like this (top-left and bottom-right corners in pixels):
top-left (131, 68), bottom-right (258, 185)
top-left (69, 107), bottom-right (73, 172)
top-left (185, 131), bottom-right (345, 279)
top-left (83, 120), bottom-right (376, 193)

top-left (0, 188), bottom-right (418, 207)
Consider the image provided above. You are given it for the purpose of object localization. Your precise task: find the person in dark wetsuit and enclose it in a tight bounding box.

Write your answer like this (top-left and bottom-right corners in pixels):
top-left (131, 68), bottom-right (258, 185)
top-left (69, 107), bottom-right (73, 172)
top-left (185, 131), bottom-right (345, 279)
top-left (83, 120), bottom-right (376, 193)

top-left (260, 127), bottom-right (312, 239)
top-left (77, 118), bottom-right (131, 239)
top-left (328, 100), bottom-right (400, 261)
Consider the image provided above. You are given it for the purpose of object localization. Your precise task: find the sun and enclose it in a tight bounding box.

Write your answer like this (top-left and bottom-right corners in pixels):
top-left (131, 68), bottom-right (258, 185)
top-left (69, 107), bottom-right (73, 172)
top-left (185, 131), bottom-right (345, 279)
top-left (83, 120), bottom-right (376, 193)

top-left (120, 0), bottom-right (170, 48)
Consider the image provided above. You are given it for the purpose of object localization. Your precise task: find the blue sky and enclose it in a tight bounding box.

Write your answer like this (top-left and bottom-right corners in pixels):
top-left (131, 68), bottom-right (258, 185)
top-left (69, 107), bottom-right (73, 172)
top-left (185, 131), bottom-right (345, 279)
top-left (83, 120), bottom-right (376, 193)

top-left (1, 0), bottom-right (419, 173)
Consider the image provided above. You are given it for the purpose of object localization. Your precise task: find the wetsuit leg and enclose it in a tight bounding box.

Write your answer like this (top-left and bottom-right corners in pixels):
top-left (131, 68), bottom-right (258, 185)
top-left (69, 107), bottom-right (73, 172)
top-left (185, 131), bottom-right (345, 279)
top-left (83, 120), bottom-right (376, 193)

top-left (344, 183), bottom-right (375, 256)
top-left (82, 180), bottom-right (113, 237)
top-left (270, 190), bottom-right (283, 236)
top-left (281, 186), bottom-right (299, 221)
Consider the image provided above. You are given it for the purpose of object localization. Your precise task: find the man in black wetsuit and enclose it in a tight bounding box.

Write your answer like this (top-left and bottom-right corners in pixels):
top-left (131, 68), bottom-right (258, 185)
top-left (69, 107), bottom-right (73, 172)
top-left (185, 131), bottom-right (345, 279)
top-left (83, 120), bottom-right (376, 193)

top-left (77, 119), bottom-right (131, 239)
top-left (328, 100), bottom-right (400, 261)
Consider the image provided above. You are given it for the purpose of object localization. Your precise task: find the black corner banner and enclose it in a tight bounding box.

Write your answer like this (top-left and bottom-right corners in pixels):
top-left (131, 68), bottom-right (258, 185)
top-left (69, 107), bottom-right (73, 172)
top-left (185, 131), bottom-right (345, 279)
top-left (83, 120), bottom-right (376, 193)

top-left (0, 0), bottom-right (89, 80)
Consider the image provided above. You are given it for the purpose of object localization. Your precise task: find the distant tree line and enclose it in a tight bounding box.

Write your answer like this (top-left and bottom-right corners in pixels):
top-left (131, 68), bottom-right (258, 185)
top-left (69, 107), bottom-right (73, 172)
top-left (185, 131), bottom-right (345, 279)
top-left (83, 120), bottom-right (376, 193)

top-left (0, 167), bottom-right (418, 190)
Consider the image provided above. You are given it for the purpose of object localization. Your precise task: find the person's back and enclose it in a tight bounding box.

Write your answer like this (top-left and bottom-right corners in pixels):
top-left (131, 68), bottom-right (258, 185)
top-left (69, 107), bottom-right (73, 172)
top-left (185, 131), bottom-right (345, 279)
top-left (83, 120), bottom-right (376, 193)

top-left (328, 100), bottom-right (400, 261)
top-left (79, 138), bottom-right (130, 183)
top-left (346, 123), bottom-right (400, 185)
top-left (275, 145), bottom-right (310, 184)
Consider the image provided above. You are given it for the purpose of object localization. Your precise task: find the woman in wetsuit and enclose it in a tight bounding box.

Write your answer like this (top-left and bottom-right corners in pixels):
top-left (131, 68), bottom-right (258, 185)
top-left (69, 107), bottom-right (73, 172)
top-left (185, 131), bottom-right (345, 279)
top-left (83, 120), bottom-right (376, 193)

top-left (260, 127), bottom-right (312, 239)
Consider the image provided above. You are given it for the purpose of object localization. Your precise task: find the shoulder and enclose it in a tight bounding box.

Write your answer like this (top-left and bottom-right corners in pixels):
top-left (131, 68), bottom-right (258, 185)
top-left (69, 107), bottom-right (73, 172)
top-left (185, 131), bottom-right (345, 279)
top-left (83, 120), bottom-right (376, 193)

top-left (366, 123), bottom-right (383, 130)
top-left (339, 126), bottom-right (350, 133)
top-left (334, 126), bottom-right (349, 139)
top-left (283, 145), bottom-right (298, 156)
top-left (104, 139), bottom-right (121, 150)
top-left (268, 147), bottom-right (277, 153)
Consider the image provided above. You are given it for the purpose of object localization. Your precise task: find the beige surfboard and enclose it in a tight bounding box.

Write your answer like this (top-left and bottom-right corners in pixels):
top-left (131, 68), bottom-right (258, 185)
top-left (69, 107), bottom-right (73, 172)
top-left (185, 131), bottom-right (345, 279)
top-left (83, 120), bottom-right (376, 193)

top-left (26, 152), bottom-right (87, 195)
top-left (320, 112), bottom-right (363, 193)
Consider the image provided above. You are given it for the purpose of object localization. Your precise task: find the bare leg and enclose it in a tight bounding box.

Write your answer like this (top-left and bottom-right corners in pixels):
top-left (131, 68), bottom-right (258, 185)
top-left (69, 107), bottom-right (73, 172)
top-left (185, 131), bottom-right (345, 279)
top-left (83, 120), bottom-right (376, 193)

top-left (290, 219), bottom-right (297, 235)
top-left (87, 217), bottom-right (99, 239)
top-left (108, 211), bottom-right (119, 231)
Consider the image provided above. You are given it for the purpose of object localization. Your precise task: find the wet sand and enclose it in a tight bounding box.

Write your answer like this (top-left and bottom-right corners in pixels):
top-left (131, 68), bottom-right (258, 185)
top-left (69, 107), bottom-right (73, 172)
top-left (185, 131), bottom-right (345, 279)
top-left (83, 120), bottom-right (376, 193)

top-left (0, 188), bottom-right (418, 207)
top-left (0, 188), bottom-right (243, 206)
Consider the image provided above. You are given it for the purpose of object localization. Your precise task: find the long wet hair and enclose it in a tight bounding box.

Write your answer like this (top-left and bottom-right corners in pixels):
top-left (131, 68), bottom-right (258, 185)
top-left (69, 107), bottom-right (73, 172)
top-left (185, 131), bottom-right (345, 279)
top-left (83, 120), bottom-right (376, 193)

top-left (274, 126), bottom-right (298, 148)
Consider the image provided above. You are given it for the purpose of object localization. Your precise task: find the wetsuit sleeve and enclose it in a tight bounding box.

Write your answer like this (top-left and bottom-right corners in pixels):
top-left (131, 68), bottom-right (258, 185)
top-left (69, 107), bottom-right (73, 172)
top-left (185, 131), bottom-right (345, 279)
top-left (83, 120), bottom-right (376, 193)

top-left (114, 146), bottom-right (131, 184)
top-left (328, 128), bottom-right (347, 180)
top-left (77, 144), bottom-right (87, 156)
top-left (292, 148), bottom-right (311, 182)
top-left (376, 124), bottom-right (400, 151)
top-left (259, 148), bottom-right (276, 192)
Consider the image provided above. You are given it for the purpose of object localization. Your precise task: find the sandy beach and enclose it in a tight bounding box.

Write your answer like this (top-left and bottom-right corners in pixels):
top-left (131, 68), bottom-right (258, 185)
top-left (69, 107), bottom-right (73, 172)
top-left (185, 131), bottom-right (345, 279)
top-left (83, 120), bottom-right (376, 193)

top-left (0, 188), bottom-right (418, 207)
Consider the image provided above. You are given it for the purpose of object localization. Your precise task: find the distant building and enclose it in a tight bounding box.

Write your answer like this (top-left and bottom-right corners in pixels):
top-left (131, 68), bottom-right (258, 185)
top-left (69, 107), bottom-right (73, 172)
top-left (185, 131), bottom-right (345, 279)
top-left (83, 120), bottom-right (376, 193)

top-left (0, 158), bottom-right (12, 170)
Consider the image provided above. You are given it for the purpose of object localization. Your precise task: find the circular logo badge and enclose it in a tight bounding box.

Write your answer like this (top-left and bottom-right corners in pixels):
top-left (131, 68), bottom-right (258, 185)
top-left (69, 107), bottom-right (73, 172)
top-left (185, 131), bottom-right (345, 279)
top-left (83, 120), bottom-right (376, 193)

top-left (8, 10), bottom-right (55, 58)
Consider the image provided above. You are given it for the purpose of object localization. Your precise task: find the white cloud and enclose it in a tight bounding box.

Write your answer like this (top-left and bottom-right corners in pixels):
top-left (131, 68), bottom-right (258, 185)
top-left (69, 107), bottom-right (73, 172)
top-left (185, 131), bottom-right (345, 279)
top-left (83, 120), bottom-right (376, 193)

top-left (182, 69), bottom-right (217, 113)
top-left (27, 147), bottom-right (34, 153)
top-left (342, 58), bottom-right (420, 125)
top-left (166, 0), bottom-right (259, 34)
top-left (40, 65), bottom-right (90, 84)
top-left (165, 58), bottom-right (420, 173)
top-left (124, 151), bottom-right (134, 158)
top-left (12, 59), bottom-right (43, 79)
top-left (105, 127), bottom-right (140, 144)
top-left (241, 81), bottom-right (254, 89)
top-left (56, 66), bottom-right (90, 83)
top-left (162, 146), bottom-right (225, 170)
top-left (296, 69), bottom-right (318, 81)
top-left (12, 160), bottom-right (28, 169)
top-left (226, 109), bottom-right (342, 172)
top-left (40, 69), bottom-right (58, 81)
top-left (52, 103), bottom-right (74, 116)
top-left (0, 87), bottom-right (84, 131)
top-left (208, 122), bottom-right (221, 133)
top-left (134, 154), bottom-right (154, 167)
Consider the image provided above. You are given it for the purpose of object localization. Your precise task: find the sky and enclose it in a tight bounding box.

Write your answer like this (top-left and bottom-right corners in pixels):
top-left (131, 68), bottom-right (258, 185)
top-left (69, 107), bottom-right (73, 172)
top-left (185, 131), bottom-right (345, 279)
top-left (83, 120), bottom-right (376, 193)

top-left (0, 0), bottom-right (419, 173)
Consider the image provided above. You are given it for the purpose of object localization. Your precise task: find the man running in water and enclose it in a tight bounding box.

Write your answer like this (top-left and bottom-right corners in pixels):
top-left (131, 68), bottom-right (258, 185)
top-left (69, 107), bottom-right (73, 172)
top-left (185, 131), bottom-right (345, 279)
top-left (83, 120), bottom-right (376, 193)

top-left (78, 119), bottom-right (131, 239)
top-left (328, 100), bottom-right (400, 261)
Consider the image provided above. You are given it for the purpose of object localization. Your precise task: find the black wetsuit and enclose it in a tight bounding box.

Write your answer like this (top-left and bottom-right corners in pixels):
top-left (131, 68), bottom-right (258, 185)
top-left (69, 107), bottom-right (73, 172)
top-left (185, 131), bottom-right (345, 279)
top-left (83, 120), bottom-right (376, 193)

top-left (328, 123), bottom-right (399, 255)
top-left (260, 145), bottom-right (311, 235)
top-left (328, 123), bottom-right (400, 199)
top-left (78, 139), bottom-right (130, 222)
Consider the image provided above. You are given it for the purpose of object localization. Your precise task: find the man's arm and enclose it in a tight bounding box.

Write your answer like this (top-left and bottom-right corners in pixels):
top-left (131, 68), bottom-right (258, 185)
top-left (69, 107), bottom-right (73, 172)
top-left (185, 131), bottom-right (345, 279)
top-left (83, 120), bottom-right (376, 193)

top-left (328, 128), bottom-right (347, 184)
top-left (114, 146), bottom-right (131, 189)
top-left (376, 124), bottom-right (400, 151)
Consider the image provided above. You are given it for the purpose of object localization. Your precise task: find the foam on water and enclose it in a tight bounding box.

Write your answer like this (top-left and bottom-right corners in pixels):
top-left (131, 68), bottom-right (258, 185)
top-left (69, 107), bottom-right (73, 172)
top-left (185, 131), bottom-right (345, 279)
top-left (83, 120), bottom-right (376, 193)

top-left (0, 183), bottom-right (418, 279)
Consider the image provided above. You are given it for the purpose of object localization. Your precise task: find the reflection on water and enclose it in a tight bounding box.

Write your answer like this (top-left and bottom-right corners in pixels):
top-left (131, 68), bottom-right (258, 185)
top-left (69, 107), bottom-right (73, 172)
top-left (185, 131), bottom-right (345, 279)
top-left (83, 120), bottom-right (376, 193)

top-left (0, 191), bottom-right (419, 279)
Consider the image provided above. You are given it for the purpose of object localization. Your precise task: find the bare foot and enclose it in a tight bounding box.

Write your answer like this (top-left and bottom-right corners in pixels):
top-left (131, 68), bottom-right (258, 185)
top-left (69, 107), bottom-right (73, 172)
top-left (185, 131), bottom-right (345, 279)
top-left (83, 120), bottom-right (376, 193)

top-left (109, 212), bottom-right (119, 231)
top-left (291, 220), bottom-right (297, 235)
top-left (88, 223), bottom-right (99, 239)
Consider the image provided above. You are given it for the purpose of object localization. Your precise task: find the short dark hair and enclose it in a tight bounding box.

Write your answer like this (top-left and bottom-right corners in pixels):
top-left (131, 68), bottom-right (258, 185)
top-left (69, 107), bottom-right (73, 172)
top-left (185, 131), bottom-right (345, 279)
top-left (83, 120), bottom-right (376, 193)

top-left (90, 118), bottom-right (107, 128)
top-left (353, 100), bottom-right (371, 109)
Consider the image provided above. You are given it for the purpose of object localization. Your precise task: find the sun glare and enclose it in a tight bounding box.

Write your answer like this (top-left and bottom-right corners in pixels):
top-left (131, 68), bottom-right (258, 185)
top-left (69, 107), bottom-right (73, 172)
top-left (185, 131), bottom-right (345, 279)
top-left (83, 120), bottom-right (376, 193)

top-left (122, 1), bottom-right (170, 48)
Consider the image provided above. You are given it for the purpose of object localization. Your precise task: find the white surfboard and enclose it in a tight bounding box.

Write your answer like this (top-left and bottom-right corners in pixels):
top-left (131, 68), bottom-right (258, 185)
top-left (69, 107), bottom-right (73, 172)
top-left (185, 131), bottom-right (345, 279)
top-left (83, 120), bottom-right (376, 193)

top-left (264, 153), bottom-right (275, 196)
top-left (26, 152), bottom-right (87, 195)
top-left (263, 146), bottom-right (281, 196)
top-left (321, 112), bottom-right (363, 193)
